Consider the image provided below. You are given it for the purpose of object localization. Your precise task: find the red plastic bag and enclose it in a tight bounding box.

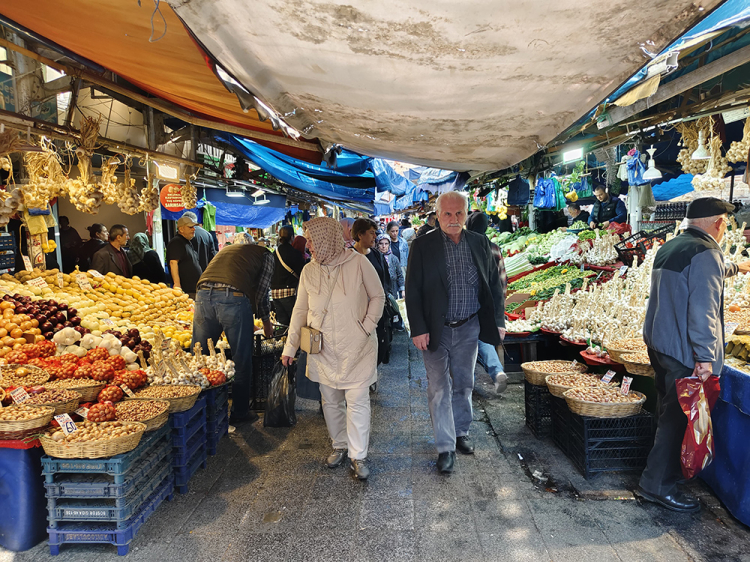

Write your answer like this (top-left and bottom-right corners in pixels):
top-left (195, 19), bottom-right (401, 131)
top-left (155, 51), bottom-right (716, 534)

top-left (676, 375), bottom-right (721, 480)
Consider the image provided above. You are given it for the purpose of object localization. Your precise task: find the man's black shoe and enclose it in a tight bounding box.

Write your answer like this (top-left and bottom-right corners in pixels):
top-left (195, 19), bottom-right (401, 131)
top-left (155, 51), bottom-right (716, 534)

top-left (229, 411), bottom-right (259, 425)
top-left (437, 451), bottom-right (455, 474)
top-left (456, 436), bottom-right (474, 455)
top-left (636, 486), bottom-right (700, 513)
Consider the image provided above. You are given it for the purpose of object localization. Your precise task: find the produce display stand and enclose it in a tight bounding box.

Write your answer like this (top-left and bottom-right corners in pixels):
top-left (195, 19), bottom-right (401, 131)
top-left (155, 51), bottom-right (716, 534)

top-left (0, 438), bottom-right (48, 552)
top-left (169, 396), bottom-right (208, 494)
top-left (579, 350), bottom-right (626, 372)
top-left (700, 364), bottom-right (750, 527)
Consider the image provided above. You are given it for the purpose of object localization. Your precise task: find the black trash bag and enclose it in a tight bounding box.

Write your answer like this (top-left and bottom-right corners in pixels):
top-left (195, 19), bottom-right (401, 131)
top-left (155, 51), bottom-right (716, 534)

top-left (264, 360), bottom-right (297, 427)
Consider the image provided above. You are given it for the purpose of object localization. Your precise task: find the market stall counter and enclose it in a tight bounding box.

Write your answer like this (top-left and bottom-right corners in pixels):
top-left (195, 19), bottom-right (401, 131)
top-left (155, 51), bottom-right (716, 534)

top-left (700, 364), bottom-right (750, 527)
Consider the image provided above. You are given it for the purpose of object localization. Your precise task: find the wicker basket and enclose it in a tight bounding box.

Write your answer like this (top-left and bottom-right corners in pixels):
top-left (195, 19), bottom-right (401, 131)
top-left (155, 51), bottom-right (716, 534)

top-left (0, 405), bottom-right (54, 440)
top-left (0, 387), bottom-right (5, 403)
top-left (0, 364), bottom-right (50, 387)
top-left (545, 374), bottom-right (618, 399)
top-left (605, 338), bottom-right (647, 364)
top-left (563, 389), bottom-right (646, 418)
top-left (39, 422), bottom-right (147, 458)
top-left (128, 385), bottom-right (202, 413)
top-left (44, 379), bottom-right (106, 402)
top-left (521, 361), bottom-right (588, 386)
top-left (28, 391), bottom-right (81, 415)
top-left (115, 400), bottom-right (170, 431)
top-left (619, 353), bottom-right (655, 377)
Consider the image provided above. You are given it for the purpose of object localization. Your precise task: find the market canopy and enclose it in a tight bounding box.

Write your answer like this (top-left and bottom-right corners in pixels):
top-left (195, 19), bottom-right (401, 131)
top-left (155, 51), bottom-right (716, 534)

top-left (167, 0), bottom-right (721, 171)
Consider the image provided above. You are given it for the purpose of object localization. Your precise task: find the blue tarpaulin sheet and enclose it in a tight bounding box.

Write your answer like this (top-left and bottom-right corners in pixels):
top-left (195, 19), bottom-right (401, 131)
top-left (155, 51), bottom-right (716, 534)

top-left (651, 174), bottom-right (694, 201)
top-left (161, 188), bottom-right (286, 228)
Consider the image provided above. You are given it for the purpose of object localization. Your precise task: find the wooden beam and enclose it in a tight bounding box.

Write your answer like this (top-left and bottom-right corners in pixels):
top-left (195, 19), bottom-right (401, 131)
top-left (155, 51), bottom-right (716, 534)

top-left (607, 44), bottom-right (750, 126)
top-left (0, 107), bottom-right (203, 169)
top-left (0, 36), bottom-right (321, 153)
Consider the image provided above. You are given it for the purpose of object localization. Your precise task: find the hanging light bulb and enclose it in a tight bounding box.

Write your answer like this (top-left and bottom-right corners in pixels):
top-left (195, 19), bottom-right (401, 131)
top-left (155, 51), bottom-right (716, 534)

top-left (692, 130), bottom-right (710, 160)
top-left (642, 145), bottom-right (662, 180)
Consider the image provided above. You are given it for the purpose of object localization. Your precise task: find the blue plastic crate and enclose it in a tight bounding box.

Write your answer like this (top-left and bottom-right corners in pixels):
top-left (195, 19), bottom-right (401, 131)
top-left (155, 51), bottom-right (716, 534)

top-left (201, 384), bottom-right (229, 409)
top-left (174, 446), bottom-right (207, 494)
top-left (41, 426), bottom-right (170, 482)
top-left (171, 407), bottom-right (206, 447)
top-left (47, 462), bottom-right (172, 528)
top-left (169, 396), bottom-right (206, 430)
top-left (172, 427), bottom-right (206, 468)
top-left (0, 251), bottom-right (14, 270)
top-left (0, 232), bottom-right (14, 251)
top-left (207, 413), bottom-right (229, 456)
top-left (207, 390), bottom-right (228, 422)
top-left (44, 438), bottom-right (171, 500)
top-left (46, 474), bottom-right (174, 556)
top-left (207, 403), bottom-right (228, 434)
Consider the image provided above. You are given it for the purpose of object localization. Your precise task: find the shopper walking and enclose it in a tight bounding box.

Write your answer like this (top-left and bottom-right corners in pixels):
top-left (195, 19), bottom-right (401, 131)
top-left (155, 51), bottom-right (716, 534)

top-left (386, 220), bottom-right (409, 281)
top-left (639, 197), bottom-right (750, 512)
top-left (353, 218), bottom-right (391, 366)
top-left (466, 211), bottom-right (508, 393)
top-left (129, 232), bottom-right (166, 284)
top-left (166, 214), bottom-right (203, 298)
top-left (340, 217), bottom-right (356, 249)
top-left (281, 217), bottom-right (385, 480)
top-left (193, 243), bottom-right (274, 425)
top-left (377, 235), bottom-right (403, 299)
top-left (78, 224), bottom-right (108, 271)
top-left (416, 212), bottom-right (436, 237)
top-left (405, 191), bottom-right (505, 474)
top-left (91, 224), bottom-right (132, 278)
top-left (271, 225), bottom-right (305, 326)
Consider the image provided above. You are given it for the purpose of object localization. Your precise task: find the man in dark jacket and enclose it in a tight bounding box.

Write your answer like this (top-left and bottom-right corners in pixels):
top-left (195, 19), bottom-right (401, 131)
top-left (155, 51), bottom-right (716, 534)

top-left (589, 185), bottom-right (627, 228)
top-left (406, 192), bottom-right (505, 474)
top-left (91, 224), bottom-right (132, 277)
top-left (182, 211), bottom-right (217, 270)
top-left (271, 225), bottom-right (305, 326)
top-left (567, 202), bottom-right (590, 226)
top-left (416, 212), bottom-right (436, 237)
top-left (639, 197), bottom-right (750, 512)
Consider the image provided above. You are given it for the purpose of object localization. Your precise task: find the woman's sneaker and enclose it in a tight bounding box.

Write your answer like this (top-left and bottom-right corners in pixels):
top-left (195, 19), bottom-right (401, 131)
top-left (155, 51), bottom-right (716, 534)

top-left (326, 449), bottom-right (347, 468)
top-left (494, 373), bottom-right (508, 394)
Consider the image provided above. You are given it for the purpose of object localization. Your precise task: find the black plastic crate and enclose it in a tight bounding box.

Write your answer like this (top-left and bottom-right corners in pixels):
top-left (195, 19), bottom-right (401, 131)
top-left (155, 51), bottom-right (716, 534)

top-left (550, 397), bottom-right (656, 479)
top-left (524, 380), bottom-right (552, 438)
top-left (615, 224), bottom-right (672, 266)
top-left (0, 250), bottom-right (14, 270)
top-left (0, 232), bottom-right (14, 252)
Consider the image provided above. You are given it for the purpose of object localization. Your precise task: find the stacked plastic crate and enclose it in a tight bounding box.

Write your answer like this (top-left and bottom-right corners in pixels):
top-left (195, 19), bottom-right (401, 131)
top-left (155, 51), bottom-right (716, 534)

top-left (202, 385), bottom-right (229, 455)
top-left (170, 395), bottom-right (207, 493)
top-left (42, 425), bottom-right (173, 556)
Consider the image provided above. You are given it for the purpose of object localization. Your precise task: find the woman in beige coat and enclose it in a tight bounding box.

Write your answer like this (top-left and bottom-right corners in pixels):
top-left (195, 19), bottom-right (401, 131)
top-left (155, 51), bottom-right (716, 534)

top-left (282, 217), bottom-right (385, 480)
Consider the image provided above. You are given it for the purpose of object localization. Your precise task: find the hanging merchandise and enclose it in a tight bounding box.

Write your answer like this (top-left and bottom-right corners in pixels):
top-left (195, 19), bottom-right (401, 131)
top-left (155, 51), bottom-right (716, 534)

top-left (116, 158), bottom-right (141, 214)
top-left (676, 119), bottom-right (710, 175)
top-left (617, 155), bottom-right (629, 182)
top-left (639, 182), bottom-right (657, 208)
top-left (22, 138), bottom-right (67, 210)
top-left (727, 118), bottom-right (750, 163)
top-left (626, 149), bottom-right (649, 186)
top-left (507, 175), bottom-right (530, 206)
top-left (202, 199), bottom-right (217, 230)
top-left (692, 133), bottom-right (732, 191)
top-left (533, 176), bottom-right (557, 209)
top-left (65, 115), bottom-right (105, 214)
top-left (181, 172), bottom-right (198, 210)
top-left (552, 176), bottom-right (567, 211)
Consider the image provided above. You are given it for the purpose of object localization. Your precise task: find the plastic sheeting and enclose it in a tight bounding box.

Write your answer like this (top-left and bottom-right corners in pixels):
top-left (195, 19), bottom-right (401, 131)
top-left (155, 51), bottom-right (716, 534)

top-left (161, 189), bottom-right (287, 228)
top-left (651, 174), bottom-right (695, 201)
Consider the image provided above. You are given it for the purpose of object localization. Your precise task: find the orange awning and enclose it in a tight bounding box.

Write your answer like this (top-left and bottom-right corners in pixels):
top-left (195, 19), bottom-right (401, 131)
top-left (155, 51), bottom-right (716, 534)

top-left (0, 0), bottom-right (321, 162)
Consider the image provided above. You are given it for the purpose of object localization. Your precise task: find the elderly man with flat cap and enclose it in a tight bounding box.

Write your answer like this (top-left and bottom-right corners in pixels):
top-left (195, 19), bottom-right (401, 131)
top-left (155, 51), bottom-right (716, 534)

top-left (639, 197), bottom-right (750, 512)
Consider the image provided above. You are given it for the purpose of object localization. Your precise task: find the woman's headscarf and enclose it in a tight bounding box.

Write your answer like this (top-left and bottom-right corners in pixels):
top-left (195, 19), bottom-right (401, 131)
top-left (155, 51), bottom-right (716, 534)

top-left (376, 234), bottom-right (392, 255)
top-left (129, 232), bottom-right (151, 265)
top-left (303, 217), bottom-right (345, 265)
top-left (340, 218), bottom-right (355, 248)
top-left (292, 235), bottom-right (308, 256)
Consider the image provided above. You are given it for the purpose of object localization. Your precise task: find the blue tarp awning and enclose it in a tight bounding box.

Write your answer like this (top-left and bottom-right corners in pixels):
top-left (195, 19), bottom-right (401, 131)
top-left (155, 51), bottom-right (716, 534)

top-left (161, 188), bottom-right (287, 228)
top-left (651, 174), bottom-right (695, 201)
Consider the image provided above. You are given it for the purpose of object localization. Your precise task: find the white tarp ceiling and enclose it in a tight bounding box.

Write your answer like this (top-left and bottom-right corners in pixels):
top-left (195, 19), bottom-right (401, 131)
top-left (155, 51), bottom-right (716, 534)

top-left (169, 0), bottom-right (721, 171)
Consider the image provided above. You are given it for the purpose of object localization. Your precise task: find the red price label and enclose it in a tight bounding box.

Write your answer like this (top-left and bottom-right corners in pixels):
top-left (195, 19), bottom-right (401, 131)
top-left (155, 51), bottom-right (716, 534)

top-left (620, 376), bottom-right (633, 395)
top-left (10, 387), bottom-right (29, 404)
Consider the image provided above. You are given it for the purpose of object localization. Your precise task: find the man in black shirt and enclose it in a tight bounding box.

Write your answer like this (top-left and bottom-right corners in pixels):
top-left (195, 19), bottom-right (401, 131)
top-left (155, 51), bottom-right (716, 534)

top-left (270, 225), bottom-right (305, 326)
top-left (416, 212), bottom-right (436, 237)
top-left (166, 215), bottom-right (203, 298)
top-left (182, 211), bottom-right (217, 270)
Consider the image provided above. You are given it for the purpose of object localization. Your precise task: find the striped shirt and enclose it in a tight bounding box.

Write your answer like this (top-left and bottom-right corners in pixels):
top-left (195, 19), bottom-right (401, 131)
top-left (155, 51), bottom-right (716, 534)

top-left (442, 229), bottom-right (480, 322)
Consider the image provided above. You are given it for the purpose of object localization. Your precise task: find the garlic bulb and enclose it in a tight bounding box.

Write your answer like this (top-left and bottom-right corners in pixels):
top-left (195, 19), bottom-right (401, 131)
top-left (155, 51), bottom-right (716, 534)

top-left (727, 118), bottom-right (750, 163)
top-left (117, 166), bottom-right (141, 215)
top-left (181, 173), bottom-right (197, 210)
top-left (138, 175), bottom-right (159, 212)
top-left (692, 134), bottom-right (731, 192)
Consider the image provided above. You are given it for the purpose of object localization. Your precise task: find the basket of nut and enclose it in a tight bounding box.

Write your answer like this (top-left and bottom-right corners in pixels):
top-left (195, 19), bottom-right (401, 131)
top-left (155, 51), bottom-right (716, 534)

top-left (115, 400), bottom-right (170, 431)
top-left (39, 420), bottom-right (147, 459)
top-left (128, 385), bottom-right (202, 413)
top-left (605, 337), bottom-right (647, 364)
top-left (44, 378), bottom-right (106, 402)
top-left (545, 373), bottom-right (619, 398)
top-left (521, 360), bottom-right (588, 386)
top-left (618, 351), bottom-right (655, 377)
top-left (0, 364), bottom-right (49, 388)
top-left (24, 388), bottom-right (81, 415)
top-left (0, 404), bottom-right (55, 440)
top-left (563, 387), bottom-right (646, 418)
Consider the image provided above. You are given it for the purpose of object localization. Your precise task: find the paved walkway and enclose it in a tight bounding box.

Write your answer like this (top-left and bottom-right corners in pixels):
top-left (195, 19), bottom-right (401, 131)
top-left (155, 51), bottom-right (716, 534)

top-left (4, 332), bottom-right (750, 561)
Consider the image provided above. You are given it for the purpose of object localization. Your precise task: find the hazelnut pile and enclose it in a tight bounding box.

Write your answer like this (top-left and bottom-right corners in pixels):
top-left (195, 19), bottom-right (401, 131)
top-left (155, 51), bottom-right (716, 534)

top-left (24, 389), bottom-right (80, 405)
top-left (0, 404), bottom-right (54, 421)
top-left (47, 420), bottom-right (143, 443)
top-left (133, 385), bottom-right (201, 399)
top-left (565, 387), bottom-right (642, 403)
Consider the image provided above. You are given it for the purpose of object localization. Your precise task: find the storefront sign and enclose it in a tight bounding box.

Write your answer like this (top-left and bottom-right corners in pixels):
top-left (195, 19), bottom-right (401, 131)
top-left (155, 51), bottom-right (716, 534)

top-left (160, 184), bottom-right (185, 212)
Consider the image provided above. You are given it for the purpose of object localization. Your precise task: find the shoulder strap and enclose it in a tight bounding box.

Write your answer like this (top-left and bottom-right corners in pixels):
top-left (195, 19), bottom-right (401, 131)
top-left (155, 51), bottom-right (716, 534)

top-left (321, 266), bottom-right (340, 315)
top-left (276, 249), bottom-right (299, 279)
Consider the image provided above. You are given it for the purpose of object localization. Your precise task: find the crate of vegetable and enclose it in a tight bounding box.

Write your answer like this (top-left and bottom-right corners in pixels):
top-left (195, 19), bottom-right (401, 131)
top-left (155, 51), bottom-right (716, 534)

top-left (507, 265), bottom-right (596, 300)
top-left (615, 224), bottom-right (672, 266)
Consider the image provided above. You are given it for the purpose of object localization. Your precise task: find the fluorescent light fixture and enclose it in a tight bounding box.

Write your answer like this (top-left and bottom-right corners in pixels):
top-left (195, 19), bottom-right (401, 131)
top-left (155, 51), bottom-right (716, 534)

top-left (254, 194), bottom-right (270, 205)
top-left (642, 146), bottom-right (662, 181)
top-left (251, 188), bottom-right (265, 197)
top-left (226, 186), bottom-right (245, 198)
top-left (692, 130), bottom-right (710, 160)
top-left (154, 161), bottom-right (179, 181)
top-left (562, 147), bottom-right (584, 163)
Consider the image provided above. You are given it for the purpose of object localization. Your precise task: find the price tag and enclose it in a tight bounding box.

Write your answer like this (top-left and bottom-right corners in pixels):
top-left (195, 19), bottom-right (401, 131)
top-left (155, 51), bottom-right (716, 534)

top-left (74, 407), bottom-right (89, 420)
top-left (88, 270), bottom-right (105, 279)
top-left (57, 272), bottom-right (64, 288)
top-left (76, 273), bottom-right (92, 291)
top-left (119, 384), bottom-right (136, 398)
top-left (10, 387), bottom-right (29, 404)
top-left (618, 265), bottom-right (628, 278)
top-left (602, 370), bottom-right (616, 383)
top-left (101, 318), bottom-right (115, 327)
top-left (571, 360), bottom-right (578, 369)
top-left (725, 322), bottom-right (739, 338)
top-left (26, 277), bottom-right (49, 289)
top-left (161, 338), bottom-right (172, 352)
top-left (55, 413), bottom-right (78, 435)
top-left (580, 263), bottom-right (585, 272)
top-left (22, 255), bottom-right (32, 272)
top-left (620, 376), bottom-right (633, 395)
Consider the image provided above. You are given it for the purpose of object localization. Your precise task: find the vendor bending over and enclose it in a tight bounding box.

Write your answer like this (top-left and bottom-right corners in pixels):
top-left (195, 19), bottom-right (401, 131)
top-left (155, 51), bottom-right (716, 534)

top-left (589, 185), bottom-right (627, 229)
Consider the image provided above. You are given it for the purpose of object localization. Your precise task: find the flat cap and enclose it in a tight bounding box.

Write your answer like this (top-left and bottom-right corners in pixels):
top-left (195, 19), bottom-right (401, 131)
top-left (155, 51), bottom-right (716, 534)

top-left (686, 197), bottom-right (734, 219)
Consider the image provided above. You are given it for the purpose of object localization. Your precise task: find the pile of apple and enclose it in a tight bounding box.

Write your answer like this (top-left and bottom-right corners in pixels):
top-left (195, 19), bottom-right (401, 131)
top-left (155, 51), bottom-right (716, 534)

top-left (3, 294), bottom-right (85, 341)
